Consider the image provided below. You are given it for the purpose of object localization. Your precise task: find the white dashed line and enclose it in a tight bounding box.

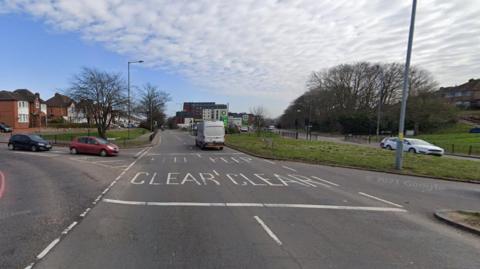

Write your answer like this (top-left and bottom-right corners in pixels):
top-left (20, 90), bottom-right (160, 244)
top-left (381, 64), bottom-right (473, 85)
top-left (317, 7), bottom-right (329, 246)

top-left (36, 238), bottom-right (60, 259)
top-left (61, 221), bottom-right (78, 235)
top-left (358, 192), bottom-right (403, 208)
top-left (213, 170), bottom-right (220, 176)
top-left (282, 165), bottom-right (297, 172)
top-left (310, 176), bottom-right (340, 187)
top-left (263, 159), bottom-right (276, 165)
top-left (254, 216), bottom-right (283, 246)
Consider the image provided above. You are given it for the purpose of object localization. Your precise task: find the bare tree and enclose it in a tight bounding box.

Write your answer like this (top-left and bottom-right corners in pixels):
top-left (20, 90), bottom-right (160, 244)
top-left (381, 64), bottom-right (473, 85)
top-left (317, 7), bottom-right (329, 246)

top-left (250, 106), bottom-right (267, 136)
top-left (136, 83), bottom-right (171, 130)
top-left (67, 68), bottom-right (127, 138)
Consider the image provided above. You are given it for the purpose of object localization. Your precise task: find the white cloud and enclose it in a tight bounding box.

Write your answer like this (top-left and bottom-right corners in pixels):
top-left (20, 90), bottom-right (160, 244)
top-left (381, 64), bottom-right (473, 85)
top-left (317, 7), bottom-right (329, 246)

top-left (2, 0), bottom-right (480, 115)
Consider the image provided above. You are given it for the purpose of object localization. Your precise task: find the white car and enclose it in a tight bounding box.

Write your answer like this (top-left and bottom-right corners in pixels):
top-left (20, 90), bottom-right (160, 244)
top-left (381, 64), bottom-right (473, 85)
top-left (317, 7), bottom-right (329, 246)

top-left (383, 138), bottom-right (444, 156)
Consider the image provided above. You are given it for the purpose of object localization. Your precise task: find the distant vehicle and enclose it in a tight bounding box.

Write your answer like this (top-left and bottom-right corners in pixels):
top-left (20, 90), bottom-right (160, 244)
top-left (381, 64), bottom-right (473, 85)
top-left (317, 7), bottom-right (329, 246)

top-left (240, 126), bottom-right (249, 133)
top-left (470, 127), bottom-right (480, 133)
top-left (8, 134), bottom-right (52, 151)
top-left (70, 136), bottom-right (119, 157)
top-left (0, 123), bottom-right (12, 133)
top-left (195, 121), bottom-right (225, 150)
top-left (380, 137), bottom-right (394, 148)
top-left (383, 138), bottom-right (444, 156)
top-left (268, 125), bottom-right (275, 131)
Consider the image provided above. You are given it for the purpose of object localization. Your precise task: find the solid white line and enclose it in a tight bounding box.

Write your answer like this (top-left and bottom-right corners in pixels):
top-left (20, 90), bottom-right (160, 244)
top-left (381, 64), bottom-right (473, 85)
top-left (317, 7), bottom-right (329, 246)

top-left (36, 238), bottom-right (60, 259)
top-left (62, 221), bottom-right (78, 235)
top-left (310, 176), bottom-right (340, 187)
top-left (174, 157), bottom-right (177, 163)
top-left (254, 216), bottom-right (283, 246)
top-left (24, 262), bottom-right (35, 269)
top-left (231, 157), bottom-right (240, 163)
top-left (101, 199), bottom-right (407, 212)
top-left (282, 165), bottom-right (297, 172)
top-left (134, 147), bottom-right (147, 158)
top-left (263, 159), bottom-right (276, 165)
top-left (358, 192), bottom-right (403, 208)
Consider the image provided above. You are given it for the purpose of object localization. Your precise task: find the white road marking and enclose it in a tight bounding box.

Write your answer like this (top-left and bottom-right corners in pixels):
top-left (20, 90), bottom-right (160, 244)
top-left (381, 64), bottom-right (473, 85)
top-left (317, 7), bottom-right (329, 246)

top-left (79, 207), bottom-right (91, 217)
top-left (358, 192), bottom-right (403, 208)
top-left (254, 216), bottom-right (283, 246)
top-left (134, 147), bottom-right (148, 157)
top-left (61, 221), bottom-right (78, 235)
top-left (213, 170), bottom-right (220, 176)
top-left (36, 238), bottom-right (60, 259)
top-left (24, 262), bottom-right (35, 269)
top-left (310, 176), bottom-right (340, 187)
top-left (101, 199), bottom-right (407, 212)
top-left (174, 157), bottom-right (177, 163)
top-left (220, 157), bottom-right (229, 163)
top-left (196, 153), bottom-right (202, 158)
top-left (263, 159), bottom-right (276, 165)
top-left (209, 157), bottom-right (216, 163)
top-left (282, 165), bottom-right (297, 172)
top-left (231, 157), bottom-right (240, 163)
top-left (184, 157), bottom-right (187, 163)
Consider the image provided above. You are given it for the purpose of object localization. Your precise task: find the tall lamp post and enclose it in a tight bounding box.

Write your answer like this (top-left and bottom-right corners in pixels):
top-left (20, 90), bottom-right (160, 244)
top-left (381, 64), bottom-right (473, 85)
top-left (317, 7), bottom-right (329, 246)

top-left (395, 0), bottom-right (417, 170)
top-left (127, 60), bottom-right (144, 139)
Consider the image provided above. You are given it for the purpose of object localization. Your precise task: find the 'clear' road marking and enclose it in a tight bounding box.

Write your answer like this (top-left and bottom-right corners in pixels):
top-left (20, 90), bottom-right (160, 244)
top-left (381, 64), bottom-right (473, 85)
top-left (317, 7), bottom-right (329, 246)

top-left (102, 199), bottom-right (407, 212)
top-left (282, 165), bottom-right (297, 172)
top-left (358, 192), bottom-right (403, 208)
top-left (36, 238), bottom-right (60, 259)
top-left (310, 176), bottom-right (340, 187)
top-left (254, 216), bottom-right (282, 246)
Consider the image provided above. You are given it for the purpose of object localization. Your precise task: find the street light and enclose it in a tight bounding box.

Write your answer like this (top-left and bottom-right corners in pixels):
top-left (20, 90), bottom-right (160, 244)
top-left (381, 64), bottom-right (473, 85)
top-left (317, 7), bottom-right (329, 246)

top-left (395, 0), bottom-right (417, 170)
top-left (127, 60), bottom-right (144, 139)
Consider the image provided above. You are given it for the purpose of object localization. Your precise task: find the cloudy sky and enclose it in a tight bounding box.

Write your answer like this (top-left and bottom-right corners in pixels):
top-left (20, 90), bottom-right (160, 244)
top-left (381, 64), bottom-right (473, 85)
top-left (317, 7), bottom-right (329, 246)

top-left (1, 0), bottom-right (479, 116)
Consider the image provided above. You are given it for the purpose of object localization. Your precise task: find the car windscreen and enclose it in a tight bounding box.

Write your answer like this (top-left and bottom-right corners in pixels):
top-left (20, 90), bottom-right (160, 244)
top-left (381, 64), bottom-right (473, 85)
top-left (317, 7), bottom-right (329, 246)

top-left (96, 138), bottom-right (109, 144)
top-left (28, 135), bottom-right (46, 142)
top-left (205, 126), bottom-right (224, 136)
top-left (407, 139), bottom-right (431, 146)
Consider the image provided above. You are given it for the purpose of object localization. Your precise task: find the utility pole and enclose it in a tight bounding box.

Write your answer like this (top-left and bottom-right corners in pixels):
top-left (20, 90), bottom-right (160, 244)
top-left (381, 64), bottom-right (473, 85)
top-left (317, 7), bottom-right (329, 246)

top-left (127, 60), bottom-right (144, 139)
top-left (395, 0), bottom-right (417, 170)
top-left (376, 66), bottom-right (385, 137)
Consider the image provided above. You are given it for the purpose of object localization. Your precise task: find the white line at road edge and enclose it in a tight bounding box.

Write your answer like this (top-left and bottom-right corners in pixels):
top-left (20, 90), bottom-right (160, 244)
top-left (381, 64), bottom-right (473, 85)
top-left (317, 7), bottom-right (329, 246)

top-left (254, 216), bottom-right (283, 246)
top-left (25, 146), bottom-right (153, 268)
top-left (102, 199), bottom-right (407, 212)
top-left (282, 165), bottom-right (297, 172)
top-left (358, 192), bottom-right (403, 208)
top-left (36, 238), bottom-right (60, 259)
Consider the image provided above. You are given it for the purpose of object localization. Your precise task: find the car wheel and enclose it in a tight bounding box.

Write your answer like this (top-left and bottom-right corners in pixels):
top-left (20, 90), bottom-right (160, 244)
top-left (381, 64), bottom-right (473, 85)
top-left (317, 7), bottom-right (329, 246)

top-left (31, 145), bottom-right (38, 152)
top-left (408, 148), bottom-right (416, 153)
top-left (8, 143), bottom-right (15, 150)
top-left (386, 145), bottom-right (392, 150)
top-left (100, 149), bottom-right (107, 157)
top-left (219, 147), bottom-right (223, 150)
top-left (70, 148), bottom-right (78, 154)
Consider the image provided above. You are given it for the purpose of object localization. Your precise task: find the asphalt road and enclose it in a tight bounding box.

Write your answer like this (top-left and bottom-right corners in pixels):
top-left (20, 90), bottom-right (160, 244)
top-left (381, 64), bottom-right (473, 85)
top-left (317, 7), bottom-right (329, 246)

top-left (0, 145), bottom-right (150, 269)
top-left (3, 130), bottom-right (480, 268)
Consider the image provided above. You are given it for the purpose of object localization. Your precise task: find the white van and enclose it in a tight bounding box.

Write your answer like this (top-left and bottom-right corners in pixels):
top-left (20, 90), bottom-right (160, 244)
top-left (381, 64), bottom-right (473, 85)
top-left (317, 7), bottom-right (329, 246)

top-left (195, 121), bottom-right (225, 150)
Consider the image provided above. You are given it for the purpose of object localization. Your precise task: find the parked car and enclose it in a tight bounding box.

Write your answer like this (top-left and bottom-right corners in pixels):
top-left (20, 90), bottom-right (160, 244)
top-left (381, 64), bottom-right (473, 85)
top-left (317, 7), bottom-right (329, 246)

top-left (383, 138), bottom-right (444, 156)
top-left (240, 126), bottom-right (249, 133)
top-left (69, 136), bottom-right (119, 156)
top-left (0, 123), bottom-right (12, 133)
top-left (379, 137), bottom-right (394, 148)
top-left (470, 127), bottom-right (480, 133)
top-left (8, 134), bottom-right (52, 151)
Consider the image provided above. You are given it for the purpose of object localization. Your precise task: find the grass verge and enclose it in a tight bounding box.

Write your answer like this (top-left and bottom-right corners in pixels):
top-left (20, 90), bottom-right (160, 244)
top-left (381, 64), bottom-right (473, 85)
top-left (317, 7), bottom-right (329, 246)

top-left (226, 133), bottom-right (480, 182)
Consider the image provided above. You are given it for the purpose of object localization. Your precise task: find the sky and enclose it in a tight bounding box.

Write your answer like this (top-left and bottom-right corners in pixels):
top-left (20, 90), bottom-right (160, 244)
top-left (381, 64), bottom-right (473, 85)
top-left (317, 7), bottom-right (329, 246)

top-left (0, 0), bottom-right (479, 117)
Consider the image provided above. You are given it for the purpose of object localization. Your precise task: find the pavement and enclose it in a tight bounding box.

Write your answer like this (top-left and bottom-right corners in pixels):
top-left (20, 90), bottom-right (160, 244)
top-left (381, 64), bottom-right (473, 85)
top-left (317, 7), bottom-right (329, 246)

top-left (2, 130), bottom-right (480, 268)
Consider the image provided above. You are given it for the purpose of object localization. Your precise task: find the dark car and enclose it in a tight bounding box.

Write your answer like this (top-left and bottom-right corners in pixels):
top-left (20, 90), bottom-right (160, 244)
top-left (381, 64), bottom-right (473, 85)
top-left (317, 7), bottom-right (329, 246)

top-left (8, 134), bottom-right (52, 151)
top-left (0, 123), bottom-right (12, 133)
top-left (469, 127), bottom-right (480, 133)
top-left (69, 136), bottom-right (119, 157)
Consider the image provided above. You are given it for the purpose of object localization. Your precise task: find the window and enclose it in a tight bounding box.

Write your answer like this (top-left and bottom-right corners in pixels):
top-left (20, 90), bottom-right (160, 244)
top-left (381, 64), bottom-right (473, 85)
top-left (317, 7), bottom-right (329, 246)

top-left (18, 114), bottom-right (29, 123)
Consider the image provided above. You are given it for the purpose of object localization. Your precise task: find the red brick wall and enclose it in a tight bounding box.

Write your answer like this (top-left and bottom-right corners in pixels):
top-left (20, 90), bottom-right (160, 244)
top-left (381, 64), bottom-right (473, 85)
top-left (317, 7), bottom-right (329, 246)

top-left (47, 106), bottom-right (67, 119)
top-left (0, 100), bottom-right (29, 129)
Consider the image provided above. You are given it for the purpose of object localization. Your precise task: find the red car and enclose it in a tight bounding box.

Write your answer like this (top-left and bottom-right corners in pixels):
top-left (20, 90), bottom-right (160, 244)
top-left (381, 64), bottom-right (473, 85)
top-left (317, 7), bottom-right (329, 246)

top-left (69, 136), bottom-right (119, 157)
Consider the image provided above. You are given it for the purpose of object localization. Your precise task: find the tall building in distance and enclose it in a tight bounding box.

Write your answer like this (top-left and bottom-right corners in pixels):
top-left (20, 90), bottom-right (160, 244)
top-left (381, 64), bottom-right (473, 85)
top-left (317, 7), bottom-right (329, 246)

top-left (176, 102), bottom-right (229, 125)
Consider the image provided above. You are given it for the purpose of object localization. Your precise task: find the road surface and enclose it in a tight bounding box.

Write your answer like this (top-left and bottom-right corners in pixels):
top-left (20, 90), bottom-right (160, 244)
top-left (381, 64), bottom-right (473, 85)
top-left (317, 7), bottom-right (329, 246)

top-left (2, 130), bottom-right (480, 268)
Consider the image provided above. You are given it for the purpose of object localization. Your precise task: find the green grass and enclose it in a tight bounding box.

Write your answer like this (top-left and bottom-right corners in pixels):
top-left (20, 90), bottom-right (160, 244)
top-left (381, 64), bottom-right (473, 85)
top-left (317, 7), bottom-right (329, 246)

top-left (411, 123), bottom-right (480, 155)
top-left (226, 133), bottom-right (480, 182)
top-left (40, 128), bottom-right (149, 142)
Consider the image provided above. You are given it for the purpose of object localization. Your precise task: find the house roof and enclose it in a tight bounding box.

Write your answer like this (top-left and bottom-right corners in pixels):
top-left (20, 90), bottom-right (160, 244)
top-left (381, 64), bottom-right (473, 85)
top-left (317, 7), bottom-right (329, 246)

top-left (0, 89), bottom-right (45, 102)
top-left (46, 93), bottom-right (75, 107)
top-left (0, 90), bottom-right (21, 101)
top-left (439, 78), bottom-right (480, 92)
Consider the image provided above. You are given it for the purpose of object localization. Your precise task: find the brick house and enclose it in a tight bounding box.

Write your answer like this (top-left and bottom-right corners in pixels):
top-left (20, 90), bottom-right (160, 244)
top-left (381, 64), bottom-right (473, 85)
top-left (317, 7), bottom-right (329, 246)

top-left (439, 79), bottom-right (480, 109)
top-left (46, 93), bottom-right (86, 123)
top-left (0, 89), bottom-right (47, 129)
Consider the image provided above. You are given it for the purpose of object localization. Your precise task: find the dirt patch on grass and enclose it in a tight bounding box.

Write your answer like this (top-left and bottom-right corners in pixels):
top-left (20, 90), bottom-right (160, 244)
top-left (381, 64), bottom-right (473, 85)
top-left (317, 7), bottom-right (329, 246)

top-left (447, 211), bottom-right (480, 230)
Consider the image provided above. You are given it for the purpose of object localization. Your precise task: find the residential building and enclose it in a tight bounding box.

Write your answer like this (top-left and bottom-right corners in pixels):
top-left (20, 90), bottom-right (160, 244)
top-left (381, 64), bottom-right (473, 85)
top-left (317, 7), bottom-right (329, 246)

top-left (439, 78), bottom-right (480, 109)
top-left (176, 102), bottom-right (228, 123)
top-left (183, 102), bottom-right (215, 119)
top-left (0, 89), bottom-right (47, 129)
top-left (46, 93), bottom-right (87, 123)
